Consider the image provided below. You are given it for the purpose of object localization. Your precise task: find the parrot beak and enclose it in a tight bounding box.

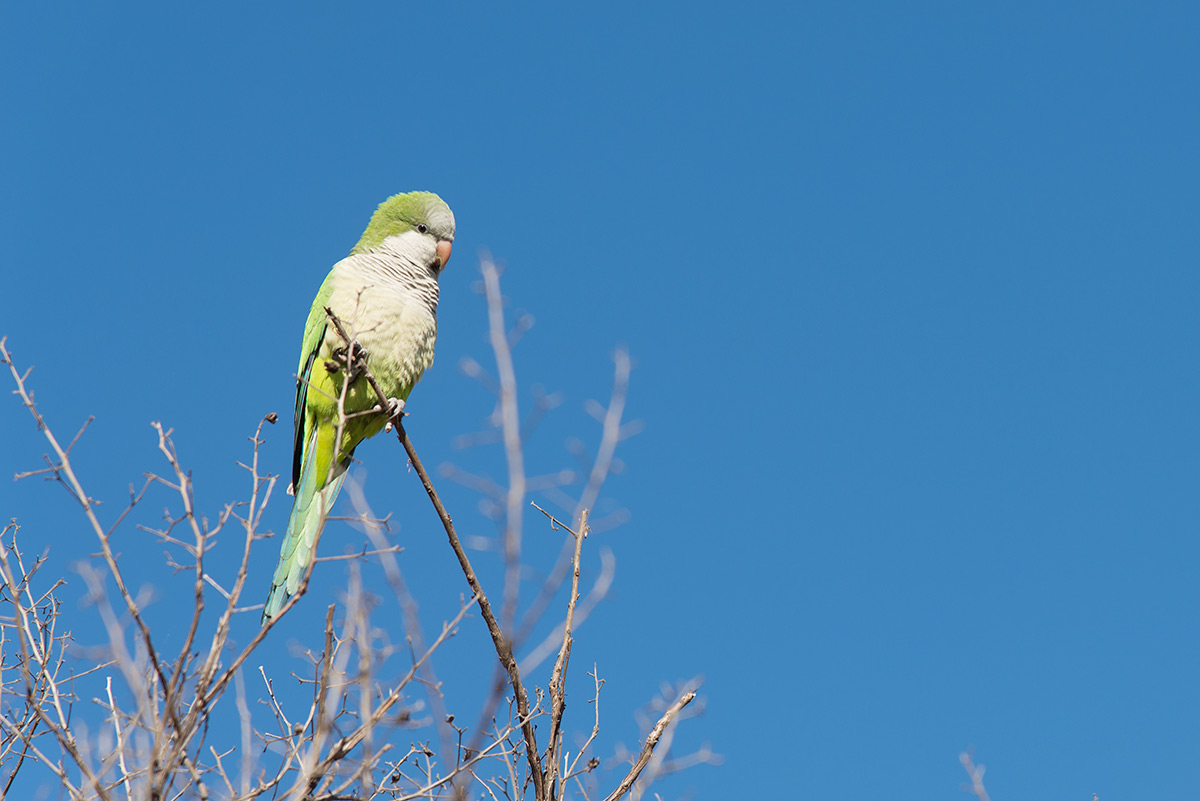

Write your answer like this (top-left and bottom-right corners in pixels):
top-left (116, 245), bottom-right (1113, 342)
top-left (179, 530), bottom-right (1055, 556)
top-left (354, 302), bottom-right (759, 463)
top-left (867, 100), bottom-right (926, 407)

top-left (436, 240), bottom-right (453, 270)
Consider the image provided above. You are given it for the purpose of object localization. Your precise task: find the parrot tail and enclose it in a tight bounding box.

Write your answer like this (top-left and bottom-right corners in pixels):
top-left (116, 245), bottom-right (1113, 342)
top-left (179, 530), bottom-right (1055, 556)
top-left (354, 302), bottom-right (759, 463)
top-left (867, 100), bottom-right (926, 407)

top-left (261, 453), bottom-right (348, 626)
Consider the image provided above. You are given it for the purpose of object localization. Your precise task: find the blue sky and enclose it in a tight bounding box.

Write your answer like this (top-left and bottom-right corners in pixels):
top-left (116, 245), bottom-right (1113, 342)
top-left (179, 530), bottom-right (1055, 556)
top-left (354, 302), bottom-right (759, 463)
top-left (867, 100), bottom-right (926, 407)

top-left (3, 2), bottom-right (1200, 798)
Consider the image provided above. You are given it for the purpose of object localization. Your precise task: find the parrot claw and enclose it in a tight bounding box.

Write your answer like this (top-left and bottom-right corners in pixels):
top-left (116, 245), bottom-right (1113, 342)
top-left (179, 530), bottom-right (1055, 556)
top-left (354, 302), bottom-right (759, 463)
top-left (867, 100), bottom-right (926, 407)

top-left (382, 397), bottom-right (406, 432)
top-left (329, 342), bottom-right (371, 377)
top-left (349, 342), bottom-right (371, 378)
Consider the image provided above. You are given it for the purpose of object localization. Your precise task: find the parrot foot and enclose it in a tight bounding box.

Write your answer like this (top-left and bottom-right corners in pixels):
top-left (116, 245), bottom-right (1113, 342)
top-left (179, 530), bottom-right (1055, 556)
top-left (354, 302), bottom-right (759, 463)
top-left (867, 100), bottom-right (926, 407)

top-left (382, 397), bottom-right (406, 432)
top-left (328, 341), bottom-right (370, 377)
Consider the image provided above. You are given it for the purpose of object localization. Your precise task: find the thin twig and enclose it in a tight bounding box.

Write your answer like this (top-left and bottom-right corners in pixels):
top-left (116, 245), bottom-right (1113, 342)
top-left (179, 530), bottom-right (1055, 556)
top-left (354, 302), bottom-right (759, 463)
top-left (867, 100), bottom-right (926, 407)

top-left (960, 751), bottom-right (992, 801)
top-left (106, 676), bottom-right (132, 801)
top-left (480, 257), bottom-right (526, 639)
top-left (543, 507), bottom-right (589, 800)
top-left (601, 690), bottom-right (697, 801)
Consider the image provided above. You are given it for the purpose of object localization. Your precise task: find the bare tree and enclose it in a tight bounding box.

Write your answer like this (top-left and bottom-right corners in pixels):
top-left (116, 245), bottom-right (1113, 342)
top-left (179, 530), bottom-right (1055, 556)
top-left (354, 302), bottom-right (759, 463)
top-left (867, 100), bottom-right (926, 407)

top-left (0, 258), bottom-right (715, 801)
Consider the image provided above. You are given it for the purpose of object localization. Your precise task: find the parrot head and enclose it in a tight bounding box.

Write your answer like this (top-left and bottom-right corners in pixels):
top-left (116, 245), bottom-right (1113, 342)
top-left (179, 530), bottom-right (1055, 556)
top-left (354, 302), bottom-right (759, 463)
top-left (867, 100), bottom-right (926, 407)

top-left (352, 191), bottom-right (456, 272)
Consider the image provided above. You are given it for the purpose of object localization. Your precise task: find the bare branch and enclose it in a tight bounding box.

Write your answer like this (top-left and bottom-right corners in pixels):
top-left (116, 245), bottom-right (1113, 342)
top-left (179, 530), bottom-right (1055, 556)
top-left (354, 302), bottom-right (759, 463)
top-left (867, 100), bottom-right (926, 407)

top-left (601, 690), bottom-right (697, 801)
top-left (543, 508), bottom-right (588, 800)
top-left (480, 255), bottom-right (527, 640)
top-left (960, 751), bottom-right (992, 801)
top-left (321, 305), bottom-right (548, 800)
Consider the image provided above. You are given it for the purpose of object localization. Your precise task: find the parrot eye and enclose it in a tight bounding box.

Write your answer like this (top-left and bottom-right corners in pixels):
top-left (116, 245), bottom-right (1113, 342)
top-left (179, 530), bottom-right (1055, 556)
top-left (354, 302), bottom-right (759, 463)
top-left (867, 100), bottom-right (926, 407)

top-left (417, 224), bottom-right (429, 234)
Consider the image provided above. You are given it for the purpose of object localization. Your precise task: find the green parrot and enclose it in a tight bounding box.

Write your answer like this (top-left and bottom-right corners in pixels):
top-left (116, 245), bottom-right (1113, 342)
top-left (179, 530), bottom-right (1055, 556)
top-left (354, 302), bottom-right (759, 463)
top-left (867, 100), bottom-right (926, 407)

top-left (262, 191), bottom-right (456, 624)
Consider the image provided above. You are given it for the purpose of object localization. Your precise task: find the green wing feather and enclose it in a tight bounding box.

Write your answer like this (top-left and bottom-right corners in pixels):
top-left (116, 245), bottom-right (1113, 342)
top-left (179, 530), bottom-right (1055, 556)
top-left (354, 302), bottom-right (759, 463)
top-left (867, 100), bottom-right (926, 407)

top-left (292, 276), bottom-right (335, 492)
top-left (264, 277), bottom-right (342, 624)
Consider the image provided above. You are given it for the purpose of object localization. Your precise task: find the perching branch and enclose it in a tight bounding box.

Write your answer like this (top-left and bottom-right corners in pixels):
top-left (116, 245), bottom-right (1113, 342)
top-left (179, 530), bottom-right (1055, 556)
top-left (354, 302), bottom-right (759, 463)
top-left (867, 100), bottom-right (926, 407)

top-left (323, 307), bottom-right (548, 801)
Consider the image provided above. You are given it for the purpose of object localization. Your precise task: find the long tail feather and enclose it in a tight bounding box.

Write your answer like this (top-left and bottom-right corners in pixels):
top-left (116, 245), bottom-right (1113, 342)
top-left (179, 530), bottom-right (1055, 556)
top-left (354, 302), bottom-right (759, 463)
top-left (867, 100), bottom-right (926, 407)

top-left (262, 440), bottom-right (347, 625)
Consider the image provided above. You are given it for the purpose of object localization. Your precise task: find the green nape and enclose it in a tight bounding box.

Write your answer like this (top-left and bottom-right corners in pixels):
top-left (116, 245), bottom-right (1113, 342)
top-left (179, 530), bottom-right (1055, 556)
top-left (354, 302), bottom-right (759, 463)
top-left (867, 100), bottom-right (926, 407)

top-left (351, 191), bottom-right (449, 254)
